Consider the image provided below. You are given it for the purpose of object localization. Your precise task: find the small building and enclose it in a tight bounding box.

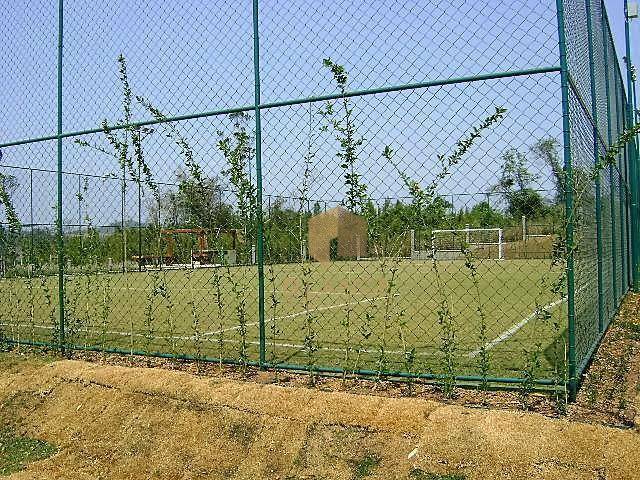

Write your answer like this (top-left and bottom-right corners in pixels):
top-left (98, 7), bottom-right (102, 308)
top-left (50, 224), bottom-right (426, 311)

top-left (308, 206), bottom-right (368, 262)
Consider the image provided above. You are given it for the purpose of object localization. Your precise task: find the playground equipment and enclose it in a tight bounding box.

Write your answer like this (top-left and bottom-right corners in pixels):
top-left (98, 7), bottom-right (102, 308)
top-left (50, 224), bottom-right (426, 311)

top-left (132, 228), bottom-right (238, 267)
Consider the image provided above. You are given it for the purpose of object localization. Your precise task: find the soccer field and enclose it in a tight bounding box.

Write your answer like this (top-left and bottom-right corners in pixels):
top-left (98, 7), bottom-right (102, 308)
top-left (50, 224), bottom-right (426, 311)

top-left (0, 258), bottom-right (566, 379)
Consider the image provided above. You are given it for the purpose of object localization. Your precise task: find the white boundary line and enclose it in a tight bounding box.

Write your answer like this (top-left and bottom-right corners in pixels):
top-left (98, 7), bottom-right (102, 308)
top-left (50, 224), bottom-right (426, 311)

top-left (3, 289), bottom-right (582, 360)
top-left (467, 297), bottom-right (566, 358)
top-left (202, 295), bottom-right (392, 336)
top-left (466, 287), bottom-right (588, 359)
top-left (4, 284), bottom-right (359, 297)
top-left (0, 295), bottom-right (392, 343)
top-left (0, 324), bottom-right (430, 358)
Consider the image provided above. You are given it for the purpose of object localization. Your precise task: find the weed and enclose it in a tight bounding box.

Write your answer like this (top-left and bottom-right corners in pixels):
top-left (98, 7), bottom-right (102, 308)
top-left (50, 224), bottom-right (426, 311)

top-left (187, 269), bottom-right (203, 368)
top-left (142, 271), bottom-right (159, 355)
top-left (0, 171), bottom-right (21, 237)
top-left (211, 257), bottom-right (225, 368)
top-left (0, 428), bottom-right (57, 476)
top-left (25, 271), bottom-right (35, 344)
top-left (341, 267), bottom-right (354, 383)
top-left (226, 266), bottom-right (248, 371)
top-left (321, 59), bottom-right (367, 213)
top-left (155, 272), bottom-right (176, 357)
top-left (409, 469), bottom-right (466, 480)
top-left (63, 274), bottom-right (82, 351)
top-left (217, 112), bottom-right (257, 262)
top-left (39, 276), bottom-right (58, 347)
top-left (461, 247), bottom-right (490, 393)
top-left (266, 249), bottom-right (281, 368)
top-left (82, 272), bottom-right (95, 350)
top-left (437, 292), bottom-right (458, 398)
top-left (228, 421), bottom-right (258, 448)
top-left (7, 278), bottom-right (21, 347)
top-left (352, 452), bottom-right (381, 479)
top-left (383, 108), bottom-right (506, 395)
top-left (519, 344), bottom-right (542, 410)
top-left (300, 261), bottom-right (318, 384)
top-left (377, 252), bottom-right (401, 379)
top-left (99, 274), bottom-right (112, 352)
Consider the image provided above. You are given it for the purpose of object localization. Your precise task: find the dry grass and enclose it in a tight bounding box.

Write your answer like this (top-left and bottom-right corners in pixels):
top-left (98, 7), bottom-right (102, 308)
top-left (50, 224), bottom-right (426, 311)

top-left (0, 355), bottom-right (639, 479)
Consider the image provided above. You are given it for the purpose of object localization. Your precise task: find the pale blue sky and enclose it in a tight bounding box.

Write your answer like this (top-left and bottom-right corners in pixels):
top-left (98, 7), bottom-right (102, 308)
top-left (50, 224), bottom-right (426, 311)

top-left (0, 1), bottom-right (638, 226)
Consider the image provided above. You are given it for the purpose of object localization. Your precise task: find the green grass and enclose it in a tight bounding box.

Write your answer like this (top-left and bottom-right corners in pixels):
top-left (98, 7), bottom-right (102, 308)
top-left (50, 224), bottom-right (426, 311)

top-left (409, 469), bottom-right (465, 480)
top-left (352, 453), bottom-right (380, 478)
top-left (0, 429), bottom-right (57, 476)
top-left (0, 351), bottom-right (57, 373)
top-left (0, 258), bottom-right (566, 380)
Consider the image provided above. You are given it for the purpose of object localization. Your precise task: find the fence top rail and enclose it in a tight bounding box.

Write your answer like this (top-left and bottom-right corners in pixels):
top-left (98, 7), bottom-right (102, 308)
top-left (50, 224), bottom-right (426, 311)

top-left (432, 228), bottom-right (503, 233)
top-left (0, 65), bottom-right (560, 150)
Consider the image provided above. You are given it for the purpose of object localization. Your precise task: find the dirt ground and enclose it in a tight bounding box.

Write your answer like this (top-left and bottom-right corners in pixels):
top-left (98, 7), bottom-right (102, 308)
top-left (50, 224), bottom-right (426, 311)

top-left (3, 294), bottom-right (640, 479)
top-left (0, 355), bottom-right (638, 480)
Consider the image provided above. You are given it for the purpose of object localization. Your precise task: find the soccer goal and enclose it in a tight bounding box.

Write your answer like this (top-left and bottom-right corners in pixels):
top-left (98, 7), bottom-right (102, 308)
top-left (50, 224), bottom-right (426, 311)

top-left (414, 227), bottom-right (504, 260)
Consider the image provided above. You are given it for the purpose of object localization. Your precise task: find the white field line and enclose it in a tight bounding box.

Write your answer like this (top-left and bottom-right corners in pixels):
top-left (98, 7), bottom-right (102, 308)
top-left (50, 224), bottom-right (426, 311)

top-left (0, 323), bottom-right (436, 357)
top-left (4, 289), bottom-right (583, 359)
top-left (13, 285), bottom-right (357, 297)
top-left (0, 322), bottom-right (190, 342)
top-left (0, 295), bottom-right (392, 343)
top-left (468, 283), bottom-right (591, 358)
top-left (202, 295), bottom-right (393, 337)
top-left (467, 293), bottom-right (574, 359)
top-left (0, 320), bottom-right (419, 357)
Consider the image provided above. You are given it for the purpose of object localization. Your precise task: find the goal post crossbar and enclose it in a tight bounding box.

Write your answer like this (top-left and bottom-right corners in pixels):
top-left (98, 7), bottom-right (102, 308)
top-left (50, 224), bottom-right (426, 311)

top-left (422, 227), bottom-right (504, 260)
top-left (431, 227), bottom-right (502, 233)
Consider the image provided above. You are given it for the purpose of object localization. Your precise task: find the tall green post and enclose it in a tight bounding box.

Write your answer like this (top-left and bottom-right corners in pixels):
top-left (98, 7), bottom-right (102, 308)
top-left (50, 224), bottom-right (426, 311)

top-left (618, 75), bottom-right (631, 291)
top-left (601, 2), bottom-right (619, 310)
top-left (625, 0), bottom-right (640, 291)
top-left (57, 0), bottom-right (66, 352)
top-left (613, 64), bottom-right (629, 293)
top-left (585, 0), bottom-right (605, 333)
top-left (252, 0), bottom-right (266, 367)
top-left (29, 168), bottom-right (34, 264)
top-left (556, 0), bottom-right (577, 399)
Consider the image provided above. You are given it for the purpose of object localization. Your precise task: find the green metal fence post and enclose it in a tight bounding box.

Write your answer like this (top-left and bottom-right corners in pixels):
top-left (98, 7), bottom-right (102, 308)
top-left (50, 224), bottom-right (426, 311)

top-left (618, 75), bottom-right (631, 292)
top-left (625, 0), bottom-right (640, 291)
top-left (138, 162), bottom-right (142, 273)
top-left (252, 0), bottom-right (266, 368)
top-left (614, 71), bottom-right (628, 293)
top-left (56, 0), bottom-right (65, 353)
top-left (556, 0), bottom-right (577, 399)
top-left (601, 3), bottom-right (618, 310)
top-left (29, 168), bottom-right (34, 264)
top-left (585, 0), bottom-right (605, 333)
top-left (625, 142), bottom-right (632, 290)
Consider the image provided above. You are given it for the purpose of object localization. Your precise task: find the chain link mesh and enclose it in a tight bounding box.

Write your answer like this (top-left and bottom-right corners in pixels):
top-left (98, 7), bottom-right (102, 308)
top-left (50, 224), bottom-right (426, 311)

top-left (0, 0), bottom-right (635, 394)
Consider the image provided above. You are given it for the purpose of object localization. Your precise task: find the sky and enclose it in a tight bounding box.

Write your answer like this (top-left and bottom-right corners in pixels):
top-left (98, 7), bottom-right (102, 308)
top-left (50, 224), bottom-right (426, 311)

top-left (605, 0), bottom-right (638, 66)
top-left (0, 1), bottom-right (639, 228)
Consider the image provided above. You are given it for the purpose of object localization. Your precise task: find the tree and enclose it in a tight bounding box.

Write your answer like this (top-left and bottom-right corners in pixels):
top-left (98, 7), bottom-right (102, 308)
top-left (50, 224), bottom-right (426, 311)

top-left (505, 190), bottom-right (547, 219)
top-left (0, 151), bottom-right (22, 273)
top-left (0, 151), bottom-right (20, 236)
top-left (150, 171), bottom-right (233, 229)
top-left (466, 201), bottom-right (505, 228)
top-left (495, 148), bottom-right (547, 219)
top-left (217, 112), bottom-right (257, 229)
top-left (0, 172), bottom-right (19, 235)
top-left (531, 138), bottom-right (564, 205)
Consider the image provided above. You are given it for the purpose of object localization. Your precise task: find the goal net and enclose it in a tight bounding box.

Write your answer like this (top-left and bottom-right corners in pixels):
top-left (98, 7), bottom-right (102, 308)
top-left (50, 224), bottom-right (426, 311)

top-left (411, 228), bottom-right (504, 260)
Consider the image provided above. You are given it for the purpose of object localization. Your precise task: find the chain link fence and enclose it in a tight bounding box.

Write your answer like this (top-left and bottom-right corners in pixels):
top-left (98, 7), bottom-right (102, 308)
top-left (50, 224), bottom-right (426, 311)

top-left (0, 0), bottom-right (635, 398)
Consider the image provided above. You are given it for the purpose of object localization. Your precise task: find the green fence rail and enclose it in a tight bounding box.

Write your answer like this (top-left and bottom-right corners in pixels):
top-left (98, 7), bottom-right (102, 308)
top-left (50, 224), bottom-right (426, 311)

top-left (0, 0), bottom-right (636, 398)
